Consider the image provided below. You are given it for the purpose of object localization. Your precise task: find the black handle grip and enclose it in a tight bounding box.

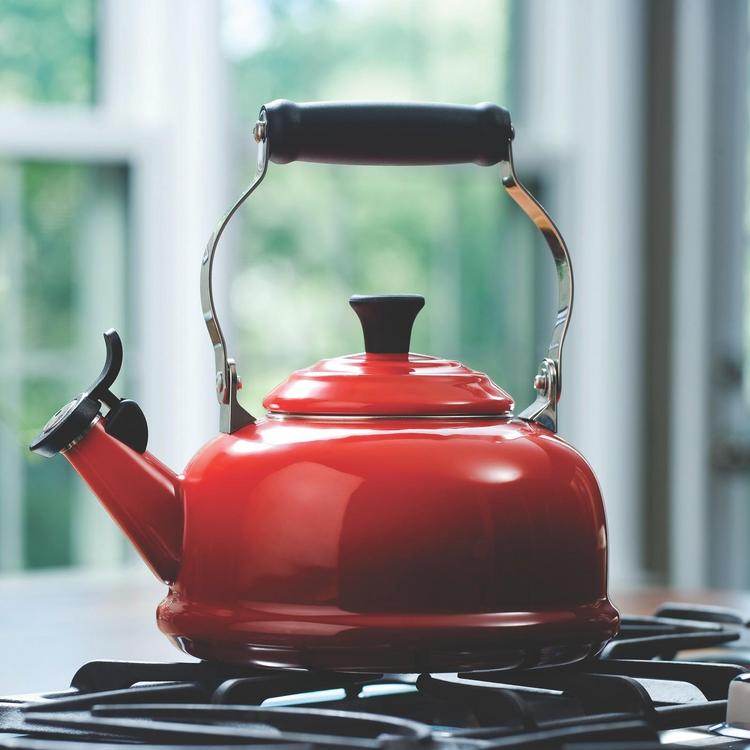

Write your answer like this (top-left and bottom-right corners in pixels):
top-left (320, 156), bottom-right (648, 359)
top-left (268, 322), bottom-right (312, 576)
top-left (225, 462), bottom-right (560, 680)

top-left (262, 100), bottom-right (513, 167)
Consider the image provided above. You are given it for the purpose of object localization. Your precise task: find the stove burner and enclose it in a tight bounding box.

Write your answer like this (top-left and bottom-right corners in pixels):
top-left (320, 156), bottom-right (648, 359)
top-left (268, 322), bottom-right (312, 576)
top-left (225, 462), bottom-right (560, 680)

top-left (2, 603), bottom-right (749, 750)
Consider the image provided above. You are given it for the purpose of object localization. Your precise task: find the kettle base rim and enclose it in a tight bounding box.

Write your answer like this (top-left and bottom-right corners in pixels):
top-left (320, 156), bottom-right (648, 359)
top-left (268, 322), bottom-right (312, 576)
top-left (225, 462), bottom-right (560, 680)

top-left (158, 596), bottom-right (619, 673)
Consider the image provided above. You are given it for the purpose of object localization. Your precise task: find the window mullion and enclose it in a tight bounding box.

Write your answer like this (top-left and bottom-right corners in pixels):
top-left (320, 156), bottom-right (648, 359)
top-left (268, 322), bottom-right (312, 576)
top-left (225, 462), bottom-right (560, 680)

top-left (0, 163), bottom-right (26, 571)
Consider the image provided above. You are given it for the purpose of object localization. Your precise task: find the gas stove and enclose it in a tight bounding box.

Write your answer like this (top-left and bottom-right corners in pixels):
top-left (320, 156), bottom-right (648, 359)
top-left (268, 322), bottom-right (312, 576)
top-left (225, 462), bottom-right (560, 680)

top-left (4, 603), bottom-right (750, 749)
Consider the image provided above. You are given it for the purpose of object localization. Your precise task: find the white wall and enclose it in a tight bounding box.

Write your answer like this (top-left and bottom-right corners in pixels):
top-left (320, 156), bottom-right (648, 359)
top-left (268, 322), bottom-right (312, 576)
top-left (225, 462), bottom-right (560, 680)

top-left (519, 0), bottom-right (646, 587)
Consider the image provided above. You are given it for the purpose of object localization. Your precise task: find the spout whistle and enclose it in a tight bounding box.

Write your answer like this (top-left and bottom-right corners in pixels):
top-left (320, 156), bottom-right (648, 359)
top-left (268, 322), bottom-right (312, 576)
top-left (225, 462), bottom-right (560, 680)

top-left (30, 329), bottom-right (148, 456)
top-left (89, 329), bottom-right (123, 409)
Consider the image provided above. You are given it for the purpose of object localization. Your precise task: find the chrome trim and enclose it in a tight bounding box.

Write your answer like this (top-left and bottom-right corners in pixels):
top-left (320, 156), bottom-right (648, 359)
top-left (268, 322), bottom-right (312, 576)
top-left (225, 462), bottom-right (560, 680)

top-left (709, 724), bottom-right (750, 740)
top-left (265, 411), bottom-right (516, 422)
top-left (200, 114), bottom-right (269, 434)
top-left (501, 141), bottom-right (572, 433)
top-left (60, 414), bottom-right (101, 454)
top-left (519, 357), bottom-right (558, 433)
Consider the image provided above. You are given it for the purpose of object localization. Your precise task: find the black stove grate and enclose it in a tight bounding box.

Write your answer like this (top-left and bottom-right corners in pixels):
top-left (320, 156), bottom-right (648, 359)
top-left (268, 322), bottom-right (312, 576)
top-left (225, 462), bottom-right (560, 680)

top-left (2, 603), bottom-right (749, 750)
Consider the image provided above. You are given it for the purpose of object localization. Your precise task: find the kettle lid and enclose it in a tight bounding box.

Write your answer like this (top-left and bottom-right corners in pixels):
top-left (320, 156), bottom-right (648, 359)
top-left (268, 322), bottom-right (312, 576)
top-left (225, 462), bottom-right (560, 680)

top-left (263, 295), bottom-right (514, 417)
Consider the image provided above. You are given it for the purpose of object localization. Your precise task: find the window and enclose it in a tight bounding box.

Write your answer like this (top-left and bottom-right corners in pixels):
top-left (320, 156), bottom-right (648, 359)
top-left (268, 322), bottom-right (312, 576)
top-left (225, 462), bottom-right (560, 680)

top-left (0, 0), bottom-right (587, 574)
top-left (0, 161), bottom-right (129, 569)
top-left (0, 0), bottom-right (135, 572)
top-left (9, 0), bottom-right (732, 593)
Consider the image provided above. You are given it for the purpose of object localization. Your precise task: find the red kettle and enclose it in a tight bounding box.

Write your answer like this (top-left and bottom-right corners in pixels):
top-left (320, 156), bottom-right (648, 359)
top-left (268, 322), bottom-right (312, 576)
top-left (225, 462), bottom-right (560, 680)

top-left (31, 101), bottom-right (618, 673)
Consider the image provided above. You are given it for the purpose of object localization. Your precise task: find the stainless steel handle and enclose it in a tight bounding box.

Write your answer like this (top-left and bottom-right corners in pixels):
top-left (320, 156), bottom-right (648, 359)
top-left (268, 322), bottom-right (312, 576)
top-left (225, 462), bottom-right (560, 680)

top-left (502, 143), bottom-right (572, 432)
top-left (200, 116), bottom-right (268, 434)
top-left (201, 112), bottom-right (572, 434)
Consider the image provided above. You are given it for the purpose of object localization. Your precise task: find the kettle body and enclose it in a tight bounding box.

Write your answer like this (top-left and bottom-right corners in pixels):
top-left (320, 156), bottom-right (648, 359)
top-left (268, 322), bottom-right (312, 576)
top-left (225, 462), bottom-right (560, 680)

top-left (31, 100), bottom-right (620, 672)
top-left (157, 415), bottom-right (616, 672)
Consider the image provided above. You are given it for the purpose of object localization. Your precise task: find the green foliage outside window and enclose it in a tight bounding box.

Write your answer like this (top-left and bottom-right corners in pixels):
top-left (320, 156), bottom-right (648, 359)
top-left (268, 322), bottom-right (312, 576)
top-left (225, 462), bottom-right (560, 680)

top-left (0, 0), bottom-right (96, 104)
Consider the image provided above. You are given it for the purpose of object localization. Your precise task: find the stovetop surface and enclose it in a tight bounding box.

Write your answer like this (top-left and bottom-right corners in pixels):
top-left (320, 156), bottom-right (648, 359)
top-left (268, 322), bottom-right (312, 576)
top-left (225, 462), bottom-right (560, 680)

top-left (3, 602), bottom-right (750, 750)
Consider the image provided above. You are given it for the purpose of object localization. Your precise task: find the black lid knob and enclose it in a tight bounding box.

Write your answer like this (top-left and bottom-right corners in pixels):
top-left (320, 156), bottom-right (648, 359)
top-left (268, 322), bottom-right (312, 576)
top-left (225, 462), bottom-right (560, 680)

top-left (349, 294), bottom-right (425, 354)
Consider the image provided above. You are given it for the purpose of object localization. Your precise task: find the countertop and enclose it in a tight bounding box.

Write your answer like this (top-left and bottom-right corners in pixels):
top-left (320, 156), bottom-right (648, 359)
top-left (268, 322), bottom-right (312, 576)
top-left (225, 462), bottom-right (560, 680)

top-left (1, 568), bottom-right (748, 694)
top-left (0, 567), bottom-right (185, 693)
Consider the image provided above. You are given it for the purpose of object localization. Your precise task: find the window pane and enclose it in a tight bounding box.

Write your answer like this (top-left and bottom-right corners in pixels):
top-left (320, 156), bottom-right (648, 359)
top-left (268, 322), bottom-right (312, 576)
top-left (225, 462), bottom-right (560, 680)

top-left (0, 161), bottom-right (129, 571)
top-left (224, 0), bottom-right (545, 415)
top-left (22, 163), bottom-right (88, 348)
top-left (0, 0), bottom-right (96, 105)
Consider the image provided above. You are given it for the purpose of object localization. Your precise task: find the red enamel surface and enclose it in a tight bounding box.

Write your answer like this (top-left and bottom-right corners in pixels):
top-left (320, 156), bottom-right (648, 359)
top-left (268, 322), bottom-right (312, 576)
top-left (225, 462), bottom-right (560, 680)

top-left (64, 420), bottom-right (183, 584)
top-left (165, 415), bottom-right (616, 670)
top-left (263, 352), bottom-right (514, 415)
top-left (64, 414), bottom-right (618, 671)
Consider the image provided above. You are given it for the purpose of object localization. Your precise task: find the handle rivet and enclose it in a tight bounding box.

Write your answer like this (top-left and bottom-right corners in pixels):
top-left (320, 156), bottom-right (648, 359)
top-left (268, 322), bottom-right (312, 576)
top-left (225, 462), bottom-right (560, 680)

top-left (253, 121), bottom-right (266, 143)
top-left (533, 374), bottom-right (549, 393)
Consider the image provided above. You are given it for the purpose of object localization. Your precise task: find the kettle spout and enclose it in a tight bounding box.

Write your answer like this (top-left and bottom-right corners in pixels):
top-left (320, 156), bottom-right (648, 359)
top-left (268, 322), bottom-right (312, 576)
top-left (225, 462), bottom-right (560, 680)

top-left (29, 330), bottom-right (182, 583)
top-left (65, 420), bottom-right (182, 583)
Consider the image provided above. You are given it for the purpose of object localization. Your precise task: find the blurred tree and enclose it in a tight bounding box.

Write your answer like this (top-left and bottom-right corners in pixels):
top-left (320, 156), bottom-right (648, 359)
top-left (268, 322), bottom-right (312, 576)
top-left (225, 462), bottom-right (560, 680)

top-left (0, 0), bottom-right (95, 104)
